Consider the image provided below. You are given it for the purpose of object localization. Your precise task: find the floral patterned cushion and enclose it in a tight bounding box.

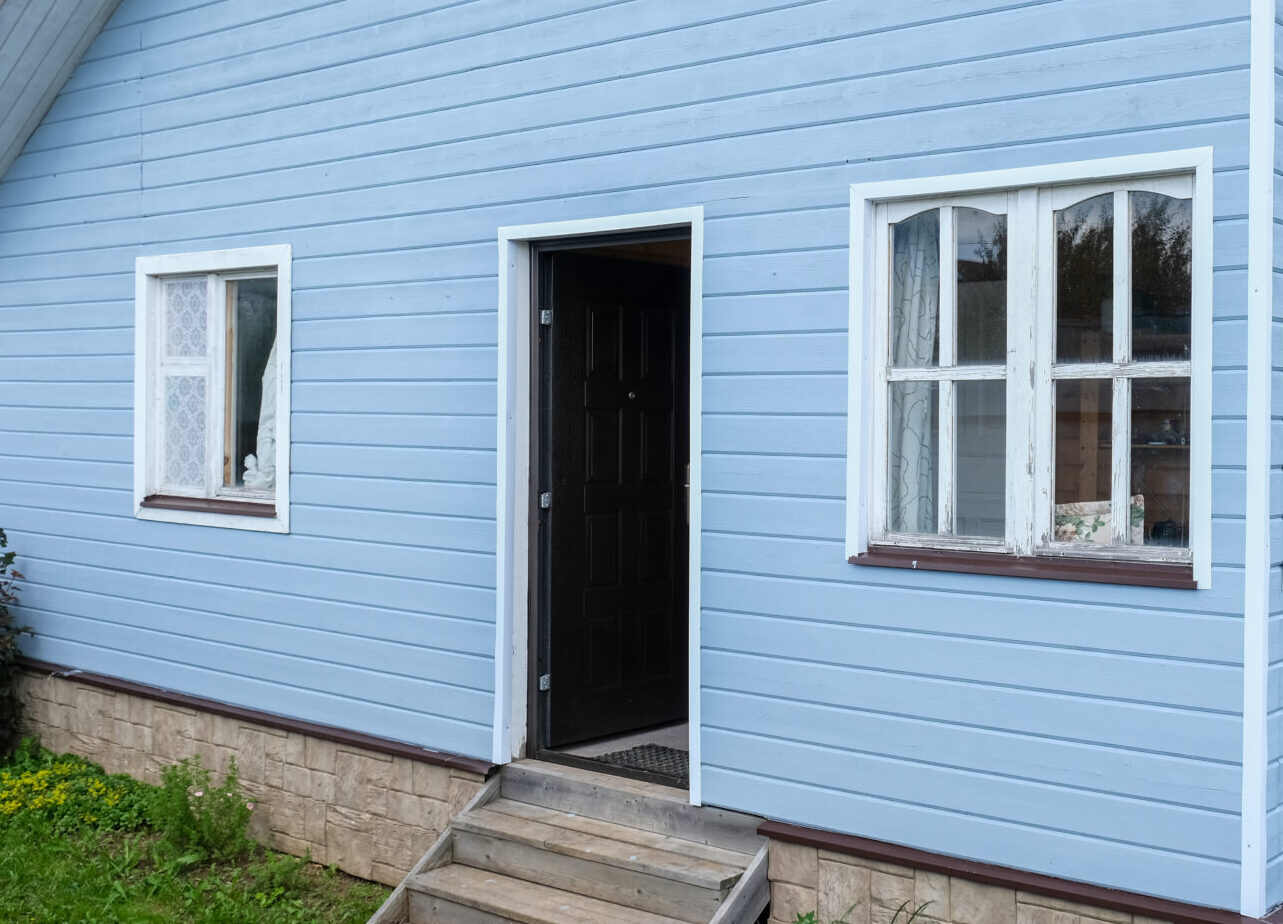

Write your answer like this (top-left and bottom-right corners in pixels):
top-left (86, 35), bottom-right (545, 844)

top-left (1053, 495), bottom-right (1145, 545)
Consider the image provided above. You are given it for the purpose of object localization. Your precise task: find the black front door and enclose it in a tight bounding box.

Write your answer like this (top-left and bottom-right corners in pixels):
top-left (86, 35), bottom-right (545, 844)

top-left (538, 248), bottom-right (690, 748)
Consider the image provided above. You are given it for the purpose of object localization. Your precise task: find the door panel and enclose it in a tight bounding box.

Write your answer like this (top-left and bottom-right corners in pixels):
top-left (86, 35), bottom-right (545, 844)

top-left (540, 249), bottom-right (690, 748)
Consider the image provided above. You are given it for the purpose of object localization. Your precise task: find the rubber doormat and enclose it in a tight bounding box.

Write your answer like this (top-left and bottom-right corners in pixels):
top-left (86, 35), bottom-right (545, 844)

top-left (595, 744), bottom-right (689, 782)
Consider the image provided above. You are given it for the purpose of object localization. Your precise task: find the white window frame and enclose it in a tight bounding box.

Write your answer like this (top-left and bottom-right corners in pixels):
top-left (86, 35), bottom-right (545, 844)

top-left (133, 245), bottom-right (292, 533)
top-left (846, 150), bottom-right (1213, 587)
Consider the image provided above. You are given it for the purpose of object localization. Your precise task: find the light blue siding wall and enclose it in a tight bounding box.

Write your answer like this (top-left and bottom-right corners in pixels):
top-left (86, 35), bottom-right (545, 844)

top-left (0, 0), bottom-right (1252, 909)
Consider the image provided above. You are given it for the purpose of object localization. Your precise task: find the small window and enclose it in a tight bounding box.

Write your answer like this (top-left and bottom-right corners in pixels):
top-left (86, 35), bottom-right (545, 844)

top-left (849, 153), bottom-right (1209, 587)
top-left (134, 246), bottom-right (291, 532)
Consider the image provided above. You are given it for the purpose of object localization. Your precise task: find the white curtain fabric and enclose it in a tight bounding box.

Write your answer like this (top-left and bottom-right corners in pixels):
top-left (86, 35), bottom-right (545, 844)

top-left (242, 341), bottom-right (277, 492)
top-left (888, 212), bottom-right (940, 534)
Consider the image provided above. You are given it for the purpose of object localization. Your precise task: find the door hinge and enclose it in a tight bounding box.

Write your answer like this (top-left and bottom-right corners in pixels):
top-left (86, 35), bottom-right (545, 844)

top-left (539, 491), bottom-right (552, 509)
top-left (539, 309), bottom-right (553, 326)
top-left (538, 673), bottom-right (551, 692)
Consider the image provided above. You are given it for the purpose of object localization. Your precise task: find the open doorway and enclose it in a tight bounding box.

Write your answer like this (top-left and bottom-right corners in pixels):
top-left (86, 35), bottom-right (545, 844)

top-left (531, 233), bottom-right (691, 787)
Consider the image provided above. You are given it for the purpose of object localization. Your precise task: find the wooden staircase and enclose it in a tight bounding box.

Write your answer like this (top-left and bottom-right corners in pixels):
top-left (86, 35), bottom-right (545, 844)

top-left (369, 760), bottom-right (768, 924)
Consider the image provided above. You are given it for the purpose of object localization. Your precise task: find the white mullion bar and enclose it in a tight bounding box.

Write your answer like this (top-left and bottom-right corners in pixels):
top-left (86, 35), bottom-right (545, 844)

top-left (939, 380), bottom-right (955, 535)
top-left (939, 206), bottom-right (956, 368)
top-left (1113, 189), bottom-right (1130, 365)
top-left (1110, 189), bottom-right (1131, 546)
top-left (936, 207), bottom-right (955, 537)
top-left (1029, 188), bottom-right (1054, 552)
top-left (205, 274), bottom-right (222, 497)
top-left (870, 206), bottom-right (891, 539)
top-left (1111, 377), bottom-right (1131, 545)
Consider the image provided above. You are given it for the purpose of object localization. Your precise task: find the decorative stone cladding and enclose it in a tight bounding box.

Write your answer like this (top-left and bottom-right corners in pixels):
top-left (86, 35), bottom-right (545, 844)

top-left (18, 669), bottom-right (484, 886)
top-left (767, 840), bottom-right (1174, 924)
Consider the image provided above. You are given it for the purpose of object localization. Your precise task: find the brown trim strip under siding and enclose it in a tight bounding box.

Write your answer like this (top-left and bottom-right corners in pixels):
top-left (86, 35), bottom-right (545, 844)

top-left (759, 821), bottom-right (1259, 924)
top-left (141, 494), bottom-right (277, 518)
top-left (852, 545), bottom-right (1196, 590)
top-left (19, 658), bottom-right (497, 777)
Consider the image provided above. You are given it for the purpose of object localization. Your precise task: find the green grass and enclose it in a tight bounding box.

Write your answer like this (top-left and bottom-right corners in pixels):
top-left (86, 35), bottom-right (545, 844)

top-left (0, 743), bottom-right (389, 924)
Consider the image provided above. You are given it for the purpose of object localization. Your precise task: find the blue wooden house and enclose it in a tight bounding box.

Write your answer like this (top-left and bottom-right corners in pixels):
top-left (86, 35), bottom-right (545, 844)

top-left (2, 1), bottom-right (1281, 921)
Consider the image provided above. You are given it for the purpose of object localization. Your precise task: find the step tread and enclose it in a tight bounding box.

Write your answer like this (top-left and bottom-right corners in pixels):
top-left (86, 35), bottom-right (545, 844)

top-left (501, 760), bottom-right (765, 854)
top-left (459, 801), bottom-right (749, 890)
top-left (410, 864), bottom-right (689, 924)
top-left (486, 797), bottom-right (756, 867)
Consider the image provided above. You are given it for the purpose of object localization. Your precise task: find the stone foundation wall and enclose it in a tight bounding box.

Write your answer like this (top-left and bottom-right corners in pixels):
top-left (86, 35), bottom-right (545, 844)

top-left (767, 841), bottom-right (1173, 924)
top-left (18, 669), bottom-right (484, 886)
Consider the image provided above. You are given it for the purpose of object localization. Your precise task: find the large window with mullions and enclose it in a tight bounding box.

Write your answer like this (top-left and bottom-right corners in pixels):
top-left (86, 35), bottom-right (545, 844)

top-left (848, 153), bottom-right (1211, 585)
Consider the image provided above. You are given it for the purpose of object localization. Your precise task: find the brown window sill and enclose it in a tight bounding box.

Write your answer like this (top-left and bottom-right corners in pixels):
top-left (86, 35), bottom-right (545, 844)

top-left (851, 545), bottom-right (1195, 589)
top-left (141, 494), bottom-right (277, 519)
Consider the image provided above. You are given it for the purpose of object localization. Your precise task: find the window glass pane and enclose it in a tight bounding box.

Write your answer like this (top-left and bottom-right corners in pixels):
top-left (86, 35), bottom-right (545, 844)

top-left (1131, 378), bottom-right (1190, 548)
top-left (1055, 194), bottom-right (1113, 363)
top-left (164, 278), bottom-right (207, 358)
top-left (888, 381), bottom-right (938, 534)
top-left (955, 380), bottom-right (1006, 538)
top-left (1053, 379), bottom-right (1115, 544)
top-left (891, 210), bottom-right (939, 368)
top-left (1131, 192), bottom-right (1192, 362)
top-left (226, 278), bottom-right (278, 491)
top-left (956, 209), bottom-right (1006, 365)
top-left (164, 375), bottom-right (207, 490)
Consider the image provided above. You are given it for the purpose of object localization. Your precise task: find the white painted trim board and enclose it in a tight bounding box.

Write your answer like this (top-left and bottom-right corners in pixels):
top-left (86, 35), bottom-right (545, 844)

top-left (1240, 0), bottom-right (1273, 914)
top-left (493, 207), bottom-right (706, 806)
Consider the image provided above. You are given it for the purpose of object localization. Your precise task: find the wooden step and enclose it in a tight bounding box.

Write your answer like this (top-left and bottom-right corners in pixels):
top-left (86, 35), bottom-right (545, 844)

top-left (501, 760), bottom-right (764, 854)
top-left (453, 801), bottom-right (746, 922)
top-left (408, 864), bottom-right (688, 924)
top-left (484, 797), bottom-right (757, 868)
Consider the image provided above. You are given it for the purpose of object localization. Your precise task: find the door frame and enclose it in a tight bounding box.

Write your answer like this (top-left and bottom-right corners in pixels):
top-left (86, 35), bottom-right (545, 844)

top-left (494, 208), bottom-right (705, 805)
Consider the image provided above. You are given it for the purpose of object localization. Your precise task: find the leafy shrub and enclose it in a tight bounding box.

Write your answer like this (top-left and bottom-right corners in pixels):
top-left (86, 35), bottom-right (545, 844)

top-left (0, 739), bottom-right (150, 832)
top-left (150, 754), bottom-right (254, 860)
top-left (0, 529), bottom-right (30, 760)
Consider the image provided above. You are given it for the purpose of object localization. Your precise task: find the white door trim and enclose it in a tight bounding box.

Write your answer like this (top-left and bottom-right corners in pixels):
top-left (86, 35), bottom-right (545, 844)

top-left (493, 207), bottom-right (706, 805)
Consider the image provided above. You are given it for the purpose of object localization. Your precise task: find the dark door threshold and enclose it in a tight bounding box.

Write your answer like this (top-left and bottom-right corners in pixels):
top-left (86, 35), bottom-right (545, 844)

top-left (534, 748), bottom-right (688, 791)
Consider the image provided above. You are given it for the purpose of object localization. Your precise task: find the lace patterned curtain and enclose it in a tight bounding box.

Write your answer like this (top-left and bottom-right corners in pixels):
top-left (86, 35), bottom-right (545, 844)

top-left (888, 212), bottom-right (939, 534)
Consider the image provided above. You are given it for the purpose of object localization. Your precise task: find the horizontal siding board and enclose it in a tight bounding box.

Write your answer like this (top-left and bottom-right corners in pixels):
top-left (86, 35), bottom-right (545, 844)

top-left (291, 345), bottom-right (496, 382)
top-left (292, 412), bottom-right (496, 451)
top-left (291, 381), bottom-right (494, 416)
top-left (291, 474), bottom-right (494, 520)
top-left (0, 326), bottom-right (133, 354)
top-left (702, 453), bottom-right (845, 497)
top-left (287, 506), bottom-right (495, 554)
top-left (291, 311), bottom-right (495, 350)
top-left (0, 432), bottom-right (130, 463)
top-left (292, 445), bottom-right (495, 486)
